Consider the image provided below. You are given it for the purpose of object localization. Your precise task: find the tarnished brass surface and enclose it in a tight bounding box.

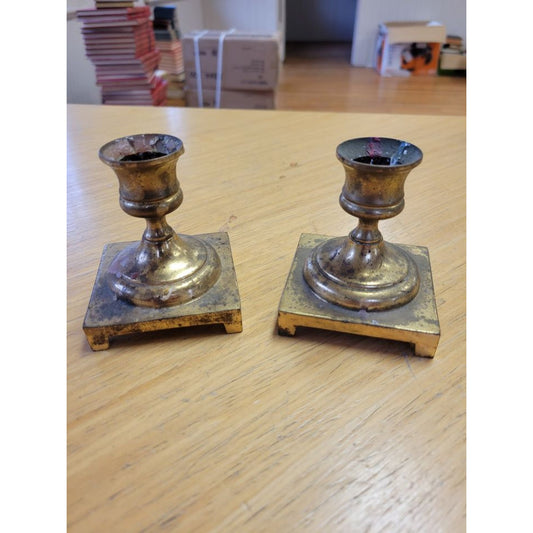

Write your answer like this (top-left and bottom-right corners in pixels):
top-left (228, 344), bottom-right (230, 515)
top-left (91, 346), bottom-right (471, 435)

top-left (278, 234), bottom-right (440, 357)
top-left (83, 233), bottom-right (242, 351)
top-left (106, 234), bottom-right (221, 308)
top-left (99, 133), bottom-right (221, 308)
top-left (304, 137), bottom-right (423, 311)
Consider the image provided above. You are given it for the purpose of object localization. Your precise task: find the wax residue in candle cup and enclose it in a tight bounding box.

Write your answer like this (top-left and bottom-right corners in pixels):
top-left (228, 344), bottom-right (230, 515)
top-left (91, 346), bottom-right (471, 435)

top-left (353, 155), bottom-right (392, 165)
top-left (120, 151), bottom-right (167, 162)
top-left (390, 142), bottom-right (409, 166)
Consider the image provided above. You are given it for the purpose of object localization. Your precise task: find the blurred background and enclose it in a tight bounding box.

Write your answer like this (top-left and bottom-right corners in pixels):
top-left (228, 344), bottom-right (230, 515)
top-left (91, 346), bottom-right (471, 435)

top-left (67, 0), bottom-right (466, 114)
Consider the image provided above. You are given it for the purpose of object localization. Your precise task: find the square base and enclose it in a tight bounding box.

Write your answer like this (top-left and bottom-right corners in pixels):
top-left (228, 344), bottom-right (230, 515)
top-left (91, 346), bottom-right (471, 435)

top-left (277, 234), bottom-right (440, 357)
top-left (83, 232), bottom-right (242, 351)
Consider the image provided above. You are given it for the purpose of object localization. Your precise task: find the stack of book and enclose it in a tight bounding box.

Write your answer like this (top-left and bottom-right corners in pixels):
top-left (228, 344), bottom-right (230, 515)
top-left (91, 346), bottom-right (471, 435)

top-left (152, 5), bottom-right (185, 106)
top-left (94, 0), bottom-right (136, 8)
top-left (77, 2), bottom-right (167, 105)
top-left (439, 35), bottom-right (466, 75)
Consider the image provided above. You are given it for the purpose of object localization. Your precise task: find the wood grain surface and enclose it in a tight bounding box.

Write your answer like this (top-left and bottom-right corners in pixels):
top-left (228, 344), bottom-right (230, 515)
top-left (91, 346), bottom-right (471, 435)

top-left (277, 43), bottom-right (466, 116)
top-left (67, 104), bottom-right (466, 532)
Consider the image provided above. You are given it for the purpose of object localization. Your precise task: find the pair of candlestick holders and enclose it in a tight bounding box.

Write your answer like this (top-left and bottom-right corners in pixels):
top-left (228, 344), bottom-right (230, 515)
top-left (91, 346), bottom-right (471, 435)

top-left (83, 134), bottom-right (440, 357)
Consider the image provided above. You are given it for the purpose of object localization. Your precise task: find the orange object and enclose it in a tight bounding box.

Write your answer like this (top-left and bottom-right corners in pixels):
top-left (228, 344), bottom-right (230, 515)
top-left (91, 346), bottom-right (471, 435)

top-left (400, 43), bottom-right (442, 74)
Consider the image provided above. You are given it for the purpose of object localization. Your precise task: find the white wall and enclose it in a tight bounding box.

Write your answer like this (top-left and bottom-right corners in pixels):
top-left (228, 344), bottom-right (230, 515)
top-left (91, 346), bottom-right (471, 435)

top-left (67, 17), bottom-right (100, 104)
top-left (202, 0), bottom-right (279, 32)
top-left (351, 0), bottom-right (467, 67)
top-left (201, 0), bottom-right (285, 59)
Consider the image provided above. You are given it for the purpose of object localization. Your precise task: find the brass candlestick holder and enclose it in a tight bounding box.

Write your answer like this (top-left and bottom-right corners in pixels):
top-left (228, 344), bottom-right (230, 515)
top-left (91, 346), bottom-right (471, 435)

top-left (83, 133), bottom-right (242, 350)
top-left (277, 137), bottom-right (440, 357)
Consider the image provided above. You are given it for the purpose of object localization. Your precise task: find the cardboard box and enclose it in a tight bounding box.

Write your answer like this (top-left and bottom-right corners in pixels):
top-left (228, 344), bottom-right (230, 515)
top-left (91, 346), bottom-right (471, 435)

top-left (375, 21), bottom-right (446, 76)
top-left (182, 31), bottom-right (280, 92)
top-left (185, 88), bottom-right (276, 110)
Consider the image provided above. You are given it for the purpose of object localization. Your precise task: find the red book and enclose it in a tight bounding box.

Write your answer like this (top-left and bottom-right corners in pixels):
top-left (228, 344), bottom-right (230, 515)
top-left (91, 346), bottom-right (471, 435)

top-left (76, 6), bottom-right (150, 18)
top-left (81, 21), bottom-right (151, 34)
top-left (90, 48), bottom-right (159, 66)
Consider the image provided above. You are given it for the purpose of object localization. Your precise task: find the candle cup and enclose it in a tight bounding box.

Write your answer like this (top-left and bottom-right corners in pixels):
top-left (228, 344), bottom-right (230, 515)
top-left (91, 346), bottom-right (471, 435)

top-left (98, 133), bottom-right (221, 308)
top-left (303, 137), bottom-right (422, 311)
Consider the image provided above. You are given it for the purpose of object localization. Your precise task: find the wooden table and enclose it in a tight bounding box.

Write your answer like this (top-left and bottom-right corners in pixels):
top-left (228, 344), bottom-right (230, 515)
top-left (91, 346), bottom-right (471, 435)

top-left (67, 104), bottom-right (466, 532)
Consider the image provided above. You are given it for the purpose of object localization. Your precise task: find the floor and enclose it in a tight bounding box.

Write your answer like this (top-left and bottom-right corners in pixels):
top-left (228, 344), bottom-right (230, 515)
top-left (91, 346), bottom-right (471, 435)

top-left (276, 42), bottom-right (466, 116)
